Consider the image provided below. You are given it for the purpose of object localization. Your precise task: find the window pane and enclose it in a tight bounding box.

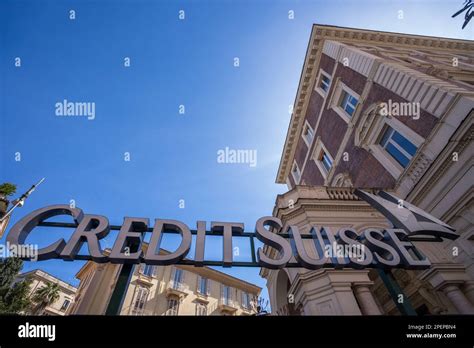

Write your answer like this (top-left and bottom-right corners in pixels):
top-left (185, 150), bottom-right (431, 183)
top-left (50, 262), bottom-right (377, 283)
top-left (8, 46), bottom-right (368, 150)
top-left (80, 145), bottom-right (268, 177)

top-left (200, 278), bottom-right (207, 294)
top-left (392, 131), bottom-right (417, 156)
top-left (340, 91), bottom-right (349, 106)
top-left (349, 95), bottom-right (358, 107)
top-left (174, 269), bottom-right (182, 283)
top-left (143, 265), bottom-right (153, 276)
top-left (322, 153), bottom-right (332, 171)
top-left (379, 127), bottom-right (393, 147)
top-left (344, 104), bottom-right (355, 116)
top-left (320, 75), bottom-right (330, 92)
top-left (386, 142), bottom-right (410, 167)
top-left (339, 91), bottom-right (357, 116)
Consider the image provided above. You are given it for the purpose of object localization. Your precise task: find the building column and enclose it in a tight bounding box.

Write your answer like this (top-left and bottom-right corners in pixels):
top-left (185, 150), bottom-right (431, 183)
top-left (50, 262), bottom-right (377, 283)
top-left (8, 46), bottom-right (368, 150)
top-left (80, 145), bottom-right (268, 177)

top-left (419, 263), bottom-right (473, 314)
top-left (353, 284), bottom-right (382, 315)
top-left (442, 284), bottom-right (474, 314)
top-left (461, 281), bottom-right (474, 305)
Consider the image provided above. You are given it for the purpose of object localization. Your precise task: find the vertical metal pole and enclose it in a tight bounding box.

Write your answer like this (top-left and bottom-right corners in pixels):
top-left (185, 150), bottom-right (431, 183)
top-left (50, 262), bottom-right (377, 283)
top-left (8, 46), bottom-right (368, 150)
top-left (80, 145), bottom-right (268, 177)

top-left (105, 263), bottom-right (135, 315)
top-left (249, 236), bottom-right (257, 263)
top-left (377, 268), bottom-right (417, 315)
top-left (105, 223), bottom-right (145, 315)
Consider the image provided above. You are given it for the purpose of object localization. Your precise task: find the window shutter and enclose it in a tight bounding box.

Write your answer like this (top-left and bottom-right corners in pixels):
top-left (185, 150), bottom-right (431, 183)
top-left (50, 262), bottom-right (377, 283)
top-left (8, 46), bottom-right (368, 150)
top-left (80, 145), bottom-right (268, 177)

top-left (220, 284), bottom-right (224, 301)
top-left (152, 265), bottom-right (157, 277)
top-left (181, 269), bottom-right (185, 283)
top-left (206, 278), bottom-right (211, 295)
top-left (197, 275), bottom-right (202, 293)
top-left (241, 291), bottom-right (245, 306)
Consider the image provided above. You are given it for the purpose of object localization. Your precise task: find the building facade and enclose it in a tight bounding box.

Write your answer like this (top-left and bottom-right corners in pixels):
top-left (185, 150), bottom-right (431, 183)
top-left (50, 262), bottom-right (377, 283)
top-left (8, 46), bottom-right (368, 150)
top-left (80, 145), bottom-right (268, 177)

top-left (262, 25), bottom-right (474, 315)
top-left (71, 260), bottom-right (261, 316)
top-left (15, 269), bottom-right (77, 315)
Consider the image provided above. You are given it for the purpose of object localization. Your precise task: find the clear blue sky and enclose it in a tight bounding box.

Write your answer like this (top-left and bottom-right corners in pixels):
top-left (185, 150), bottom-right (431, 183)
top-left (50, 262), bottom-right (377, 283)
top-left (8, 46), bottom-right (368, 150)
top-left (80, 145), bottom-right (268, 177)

top-left (1, 0), bottom-right (471, 309)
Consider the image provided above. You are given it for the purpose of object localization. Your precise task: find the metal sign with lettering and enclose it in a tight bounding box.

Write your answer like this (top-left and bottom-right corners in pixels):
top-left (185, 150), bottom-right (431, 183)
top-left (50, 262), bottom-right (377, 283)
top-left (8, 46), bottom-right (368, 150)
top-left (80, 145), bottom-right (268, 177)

top-left (5, 190), bottom-right (458, 270)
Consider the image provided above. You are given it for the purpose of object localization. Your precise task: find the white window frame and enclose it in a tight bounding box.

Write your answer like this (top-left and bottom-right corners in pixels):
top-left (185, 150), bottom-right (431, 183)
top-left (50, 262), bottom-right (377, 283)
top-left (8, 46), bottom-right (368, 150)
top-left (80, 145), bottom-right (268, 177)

top-left (367, 116), bottom-right (424, 178)
top-left (241, 292), bottom-right (251, 309)
top-left (166, 298), bottom-right (180, 316)
top-left (195, 302), bottom-right (207, 315)
top-left (330, 81), bottom-right (360, 124)
top-left (312, 138), bottom-right (334, 179)
top-left (142, 264), bottom-right (154, 277)
top-left (131, 286), bottom-right (149, 315)
top-left (315, 69), bottom-right (332, 98)
top-left (301, 120), bottom-right (315, 147)
top-left (197, 276), bottom-right (210, 296)
top-left (291, 161), bottom-right (301, 185)
top-left (172, 267), bottom-right (183, 288)
top-left (221, 285), bottom-right (233, 306)
top-left (60, 299), bottom-right (71, 311)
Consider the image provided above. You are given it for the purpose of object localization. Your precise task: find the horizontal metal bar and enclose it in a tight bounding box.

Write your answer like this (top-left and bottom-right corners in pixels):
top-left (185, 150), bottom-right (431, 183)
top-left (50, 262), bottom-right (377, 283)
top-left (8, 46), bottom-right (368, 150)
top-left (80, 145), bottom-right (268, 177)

top-left (36, 221), bottom-right (439, 242)
top-left (37, 221), bottom-right (315, 239)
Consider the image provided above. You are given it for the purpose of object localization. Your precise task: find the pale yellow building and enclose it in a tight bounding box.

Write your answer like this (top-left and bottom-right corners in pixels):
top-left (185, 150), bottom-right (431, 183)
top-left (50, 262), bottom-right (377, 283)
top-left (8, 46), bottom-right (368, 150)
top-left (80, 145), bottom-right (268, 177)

top-left (71, 256), bottom-right (261, 316)
top-left (16, 269), bottom-right (77, 316)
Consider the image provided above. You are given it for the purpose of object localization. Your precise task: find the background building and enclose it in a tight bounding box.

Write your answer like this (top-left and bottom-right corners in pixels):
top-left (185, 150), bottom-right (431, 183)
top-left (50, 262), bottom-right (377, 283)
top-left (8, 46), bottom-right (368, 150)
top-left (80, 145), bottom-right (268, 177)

top-left (15, 269), bottom-right (77, 315)
top-left (262, 24), bottom-right (474, 315)
top-left (71, 255), bottom-right (261, 316)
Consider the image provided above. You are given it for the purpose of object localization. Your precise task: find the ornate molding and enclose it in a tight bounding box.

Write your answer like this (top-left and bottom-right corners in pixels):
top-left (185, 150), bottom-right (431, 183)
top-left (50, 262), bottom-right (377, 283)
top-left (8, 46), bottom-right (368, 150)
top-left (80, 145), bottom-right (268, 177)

top-left (404, 152), bottom-right (433, 186)
top-left (354, 103), bottom-right (383, 148)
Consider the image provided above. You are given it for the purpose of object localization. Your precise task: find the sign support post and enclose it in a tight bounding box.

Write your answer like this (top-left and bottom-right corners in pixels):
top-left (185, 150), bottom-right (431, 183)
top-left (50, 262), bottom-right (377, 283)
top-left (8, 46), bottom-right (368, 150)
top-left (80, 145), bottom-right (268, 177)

top-left (105, 263), bottom-right (135, 315)
top-left (377, 268), bottom-right (417, 315)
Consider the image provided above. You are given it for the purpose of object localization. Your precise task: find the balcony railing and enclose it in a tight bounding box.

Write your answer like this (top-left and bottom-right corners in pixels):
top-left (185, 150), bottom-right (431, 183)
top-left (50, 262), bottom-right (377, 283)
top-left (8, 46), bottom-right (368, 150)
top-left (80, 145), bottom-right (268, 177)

top-left (165, 280), bottom-right (189, 298)
top-left (162, 308), bottom-right (179, 316)
top-left (218, 298), bottom-right (238, 312)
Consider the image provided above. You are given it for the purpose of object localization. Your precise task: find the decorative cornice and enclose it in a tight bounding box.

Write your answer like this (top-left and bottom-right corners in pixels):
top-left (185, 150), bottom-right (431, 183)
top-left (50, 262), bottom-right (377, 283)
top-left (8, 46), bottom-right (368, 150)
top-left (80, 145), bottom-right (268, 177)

top-left (276, 24), bottom-right (474, 184)
top-left (273, 186), bottom-right (384, 221)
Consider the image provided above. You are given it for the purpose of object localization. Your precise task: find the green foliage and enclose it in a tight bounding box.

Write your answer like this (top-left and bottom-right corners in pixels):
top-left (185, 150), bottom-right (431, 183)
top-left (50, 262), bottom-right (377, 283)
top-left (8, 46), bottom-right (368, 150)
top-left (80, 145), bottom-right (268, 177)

top-left (0, 278), bottom-right (32, 314)
top-left (0, 257), bottom-right (31, 314)
top-left (0, 257), bottom-right (23, 291)
top-left (0, 183), bottom-right (16, 197)
top-left (32, 282), bottom-right (61, 315)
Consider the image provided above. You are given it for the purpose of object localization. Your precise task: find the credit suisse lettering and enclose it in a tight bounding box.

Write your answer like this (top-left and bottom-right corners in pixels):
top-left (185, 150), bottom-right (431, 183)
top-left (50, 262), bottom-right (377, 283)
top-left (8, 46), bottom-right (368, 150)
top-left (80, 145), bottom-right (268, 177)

top-left (5, 190), bottom-right (458, 270)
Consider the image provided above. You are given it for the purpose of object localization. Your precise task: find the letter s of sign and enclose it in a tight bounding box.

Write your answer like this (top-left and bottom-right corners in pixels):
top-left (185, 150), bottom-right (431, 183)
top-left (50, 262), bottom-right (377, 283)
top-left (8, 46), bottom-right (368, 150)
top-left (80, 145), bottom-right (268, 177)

top-left (254, 216), bottom-right (292, 269)
top-left (6, 205), bottom-right (84, 261)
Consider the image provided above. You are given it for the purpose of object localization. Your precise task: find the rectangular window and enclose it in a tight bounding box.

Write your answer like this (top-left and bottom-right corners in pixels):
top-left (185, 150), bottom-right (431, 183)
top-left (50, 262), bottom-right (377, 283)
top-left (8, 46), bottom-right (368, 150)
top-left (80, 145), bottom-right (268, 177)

top-left (316, 70), bottom-right (332, 97)
top-left (302, 122), bottom-right (314, 146)
top-left (222, 285), bottom-right (231, 305)
top-left (60, 299), bottom-right (70, 311)
top-left (312, 139), bottom-right (333, 180)
top-left (339, 90), bottom-right (358, 117)
top-left (198, 277), bottom-right (209, 295)
top-left (132, 287), bottom-right (149, 315)
top-left (319, 74), bottom-right (331, 92)
top-left (196, 303), bottom-right (207, 315)
top-left (319, 151), bottom-right (333, 172)
top-left (291, 162), bottom-right (301, 184)
top-left (167, 298), bottom-right (179, 316)
top-left (379, 126), bottom-right (418, 168)
top-left (172, 268), bottom-right (183, 289)
top-left (142, 264), bottom-right (154, 277)
top-left (241, 292), bottom-right (250, 309)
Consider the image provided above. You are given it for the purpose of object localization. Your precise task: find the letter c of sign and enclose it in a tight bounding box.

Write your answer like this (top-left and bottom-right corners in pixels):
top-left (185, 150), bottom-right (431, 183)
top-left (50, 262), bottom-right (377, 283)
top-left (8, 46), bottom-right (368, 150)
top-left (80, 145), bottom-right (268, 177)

top-left (6, 204), bottom-right (84, 261)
